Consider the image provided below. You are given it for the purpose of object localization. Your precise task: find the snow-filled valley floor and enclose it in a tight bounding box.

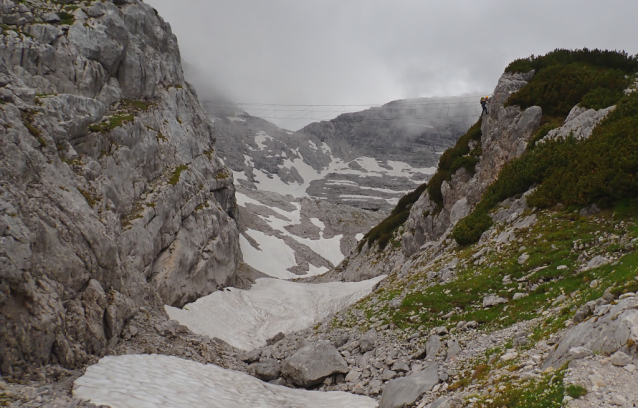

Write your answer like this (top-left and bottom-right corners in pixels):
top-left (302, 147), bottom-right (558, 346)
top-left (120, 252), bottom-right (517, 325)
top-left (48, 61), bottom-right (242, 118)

top-left (165, 276), bottom-right (385, 350)
top-left (73, 355), bottom-right (378, 408)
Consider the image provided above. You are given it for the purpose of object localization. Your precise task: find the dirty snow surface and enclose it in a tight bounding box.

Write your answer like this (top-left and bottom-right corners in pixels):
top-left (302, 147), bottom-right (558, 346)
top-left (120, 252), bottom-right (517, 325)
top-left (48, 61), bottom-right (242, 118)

top-left (74, 354), bottom-right (377, 408)
top-left (166, 276), bottom-right (385, 350)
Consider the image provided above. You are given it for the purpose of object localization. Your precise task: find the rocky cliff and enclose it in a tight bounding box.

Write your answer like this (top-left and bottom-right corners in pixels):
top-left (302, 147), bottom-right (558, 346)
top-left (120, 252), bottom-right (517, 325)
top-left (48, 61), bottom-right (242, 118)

top-left (0, 0), bottom-right (240, 377)
top-left (401, 71), bottom-right (540, 257)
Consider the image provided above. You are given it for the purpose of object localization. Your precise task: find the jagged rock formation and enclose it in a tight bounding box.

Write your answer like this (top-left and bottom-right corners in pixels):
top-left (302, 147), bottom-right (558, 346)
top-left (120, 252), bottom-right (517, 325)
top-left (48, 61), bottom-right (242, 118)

top-left (205, 99), bottom-right (473, 212)
top-left (401, 71), bottom-right (540, 257)
top-left (0, 0), bottom-right (240, 377)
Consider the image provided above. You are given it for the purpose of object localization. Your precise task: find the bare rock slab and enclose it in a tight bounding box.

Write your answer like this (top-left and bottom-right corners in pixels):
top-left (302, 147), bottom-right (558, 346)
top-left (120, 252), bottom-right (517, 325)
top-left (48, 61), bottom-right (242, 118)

top-left (281, 341), bottom-right (349, 387)
top-left (379, 363), bottom-right (439, 408)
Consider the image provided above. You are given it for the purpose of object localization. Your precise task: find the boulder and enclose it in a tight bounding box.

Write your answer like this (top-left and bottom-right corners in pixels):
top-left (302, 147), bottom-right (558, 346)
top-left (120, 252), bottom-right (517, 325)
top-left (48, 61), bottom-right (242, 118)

top-left (379, 363), bottom-right (439, 408)
top-left (582, 255), bottom-right (610, 271)
top-left (248, 359), bottom-right (281, 381)
top-left (281, 341), bottom-right (349, 387)
top-left (266, 332), bottom-right (285, 346)
top-left (426, 335), bottom-right (442, 359)
top-left (360, 329), bottom-right (377, 352)
top-left (333, 333), bottom-right (350, 348)
top-left (568, 347), bottom-right (592, 360)
top-left (446, 339), bottom-right (461, 360)
top-left (610, 351), bottom-right (633, 367)
top-left (483, 295), bottom-right (508, 307)
top-left (391, 360), bottom-right (410, 373)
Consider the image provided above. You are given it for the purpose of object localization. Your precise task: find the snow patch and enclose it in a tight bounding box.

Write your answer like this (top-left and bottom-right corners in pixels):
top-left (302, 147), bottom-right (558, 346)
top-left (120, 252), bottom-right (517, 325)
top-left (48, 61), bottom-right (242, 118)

top-left (310, 217), bottom-right (325, 230)
top-left (74, 354), bottom-right (377, 408)
top-left (355, 233), bottom-right (364, 241)
top-left (239, 230), bottom-right (297, 279)
top-left (254, 131), bottom-right (273, 150)
top-left (166, 276), bottom-right (385, 350)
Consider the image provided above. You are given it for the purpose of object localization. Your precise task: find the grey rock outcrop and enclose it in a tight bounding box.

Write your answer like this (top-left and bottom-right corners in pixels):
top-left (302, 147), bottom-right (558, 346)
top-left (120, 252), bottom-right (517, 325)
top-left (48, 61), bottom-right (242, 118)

top-left (542, 104), bottom-right (616, 142)
top-left (379, 363), bottom-right (439, 408)
top-left (0, 0), bottom-right (240, 377)
top-left (543, 296), bottom-right (638, 369)
top-left (401, 71), bottom-right (540, 257)
top-left (281, 341), bottom-right (349, 387)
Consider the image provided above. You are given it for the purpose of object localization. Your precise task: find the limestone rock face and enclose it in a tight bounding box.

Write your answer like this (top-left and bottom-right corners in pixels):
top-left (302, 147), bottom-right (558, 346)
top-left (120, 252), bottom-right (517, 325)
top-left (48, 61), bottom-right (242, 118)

top-left (281, 341), bottom-right (349, 387)
top-left (543, 297), bottom-right (638, 369)
top-left (0, 0), bottom-right (240, 377)
top-left (401, 71), bottom-right (541, 256)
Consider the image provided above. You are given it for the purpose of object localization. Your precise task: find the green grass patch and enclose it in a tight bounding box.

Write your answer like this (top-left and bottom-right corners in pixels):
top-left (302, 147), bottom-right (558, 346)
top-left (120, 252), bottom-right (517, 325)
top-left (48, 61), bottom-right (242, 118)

top-left (122, 99), bottom-right (153, 111)
top-left (169, 165), bottom-right (188, 186)
top-left (482, 369), bottom-right (566, 408)
top-left (89, 114), bottom-right (134, 132)
top-left (367, 204), bottom-right (638, 337)
top-left (565, 384), bottom-right (588, 399)
top-left (57, 11), bottom-right (75, 25)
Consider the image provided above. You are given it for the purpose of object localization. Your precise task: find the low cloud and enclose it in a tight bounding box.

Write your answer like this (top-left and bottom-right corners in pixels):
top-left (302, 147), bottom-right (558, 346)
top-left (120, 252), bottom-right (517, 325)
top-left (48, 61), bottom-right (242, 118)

top-left (147, 0), bottom-right (638, 130)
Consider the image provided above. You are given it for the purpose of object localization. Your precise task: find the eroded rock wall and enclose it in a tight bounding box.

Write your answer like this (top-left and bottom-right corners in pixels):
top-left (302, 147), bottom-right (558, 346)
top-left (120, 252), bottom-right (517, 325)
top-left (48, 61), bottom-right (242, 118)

top-left (0, 0), bottom-right (240, 376)
top-left (401, 71), bottom-right (541, 256)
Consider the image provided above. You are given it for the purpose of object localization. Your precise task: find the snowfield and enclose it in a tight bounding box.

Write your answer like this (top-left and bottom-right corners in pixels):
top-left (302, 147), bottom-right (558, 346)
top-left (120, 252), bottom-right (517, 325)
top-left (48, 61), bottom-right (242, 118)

top-left (236, 192), bottom-right (345, 275)
top-left (166, 276), bottom-right (385, 350)
top-left (74, 354), bottom-right (377, 408)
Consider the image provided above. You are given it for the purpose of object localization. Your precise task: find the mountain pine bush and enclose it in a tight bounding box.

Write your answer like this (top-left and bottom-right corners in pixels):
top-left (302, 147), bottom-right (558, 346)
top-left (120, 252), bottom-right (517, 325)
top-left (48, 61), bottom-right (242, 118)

top-left (453, 90), bottom-right (638, 245)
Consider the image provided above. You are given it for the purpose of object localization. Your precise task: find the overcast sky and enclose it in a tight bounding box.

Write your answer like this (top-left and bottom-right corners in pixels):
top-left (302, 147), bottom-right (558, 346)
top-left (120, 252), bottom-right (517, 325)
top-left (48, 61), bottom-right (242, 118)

top-left (146, 0), bottom-right (638, 130)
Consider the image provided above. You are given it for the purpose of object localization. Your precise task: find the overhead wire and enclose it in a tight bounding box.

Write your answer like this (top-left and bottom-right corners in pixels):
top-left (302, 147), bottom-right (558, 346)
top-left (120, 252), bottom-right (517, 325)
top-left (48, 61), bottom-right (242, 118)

top-left (206, 93), bottom-right (492, 122)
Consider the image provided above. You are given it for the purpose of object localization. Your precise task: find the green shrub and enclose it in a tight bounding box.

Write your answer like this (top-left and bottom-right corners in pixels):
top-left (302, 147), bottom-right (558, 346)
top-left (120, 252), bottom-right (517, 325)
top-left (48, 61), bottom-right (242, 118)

top-left (427, 118), bottom-right (483, 209)
top-left (527, 117), bottom-right (563, 150)
top-left (565, 384), bottom-right (588, 399)
top-left (580, 87), bottom-right (626, 110)
top-left (358, 183), bottom-right (427, 251)
top-left (452, 211), bottom-right (493, 245)
top-left (505, 48), bottom-right (638, 74)
top-left (57, 11), bottom-right (75, 25)
top-left (506, 63), bottom-right (629, 118)
top-left (169, 165), bottom-right (188, 186)
top-left (453, 91), bottom-right (638, 245)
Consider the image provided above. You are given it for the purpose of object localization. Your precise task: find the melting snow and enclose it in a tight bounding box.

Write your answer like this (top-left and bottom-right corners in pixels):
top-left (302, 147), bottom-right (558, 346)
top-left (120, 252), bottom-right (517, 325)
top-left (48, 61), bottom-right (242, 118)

top-left (74, 354), bottom-right (377, 408)
top-left (355, 233), bottom-right (364, 241)
top-left (239, 230), bottom-right (298, 279)
top-left (254, 131), bottom-right (273, 150)
top-left (310, 217), bottom-right (325, 230)
top-left (166, 276), bottom-right (385, 350)
top-left (228, 116), bottom-right (246, 122)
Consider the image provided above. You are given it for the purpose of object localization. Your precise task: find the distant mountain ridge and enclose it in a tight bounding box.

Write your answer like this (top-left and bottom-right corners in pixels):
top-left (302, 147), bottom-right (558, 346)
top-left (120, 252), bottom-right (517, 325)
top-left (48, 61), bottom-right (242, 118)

top-left (205, 96), bottom-right (476, 211)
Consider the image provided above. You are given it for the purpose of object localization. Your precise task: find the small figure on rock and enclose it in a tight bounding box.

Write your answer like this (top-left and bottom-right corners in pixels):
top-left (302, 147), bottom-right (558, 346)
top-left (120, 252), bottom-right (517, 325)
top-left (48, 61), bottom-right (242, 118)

top-left (480, 96), bottom-right (490, 116)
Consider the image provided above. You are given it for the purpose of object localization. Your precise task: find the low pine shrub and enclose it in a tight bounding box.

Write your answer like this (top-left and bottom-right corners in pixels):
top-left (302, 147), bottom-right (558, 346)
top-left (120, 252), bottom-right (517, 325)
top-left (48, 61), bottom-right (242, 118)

top-left (505, 48), bottom-right (638, 75)
top-left (427, 118), bottom-right (483, 209)
top-left (453, 91), bottom-right (638, 245)
top-left (358, 183), bottom-right (427, 251)
top-left (506, 63), bottom-right (629, 118)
